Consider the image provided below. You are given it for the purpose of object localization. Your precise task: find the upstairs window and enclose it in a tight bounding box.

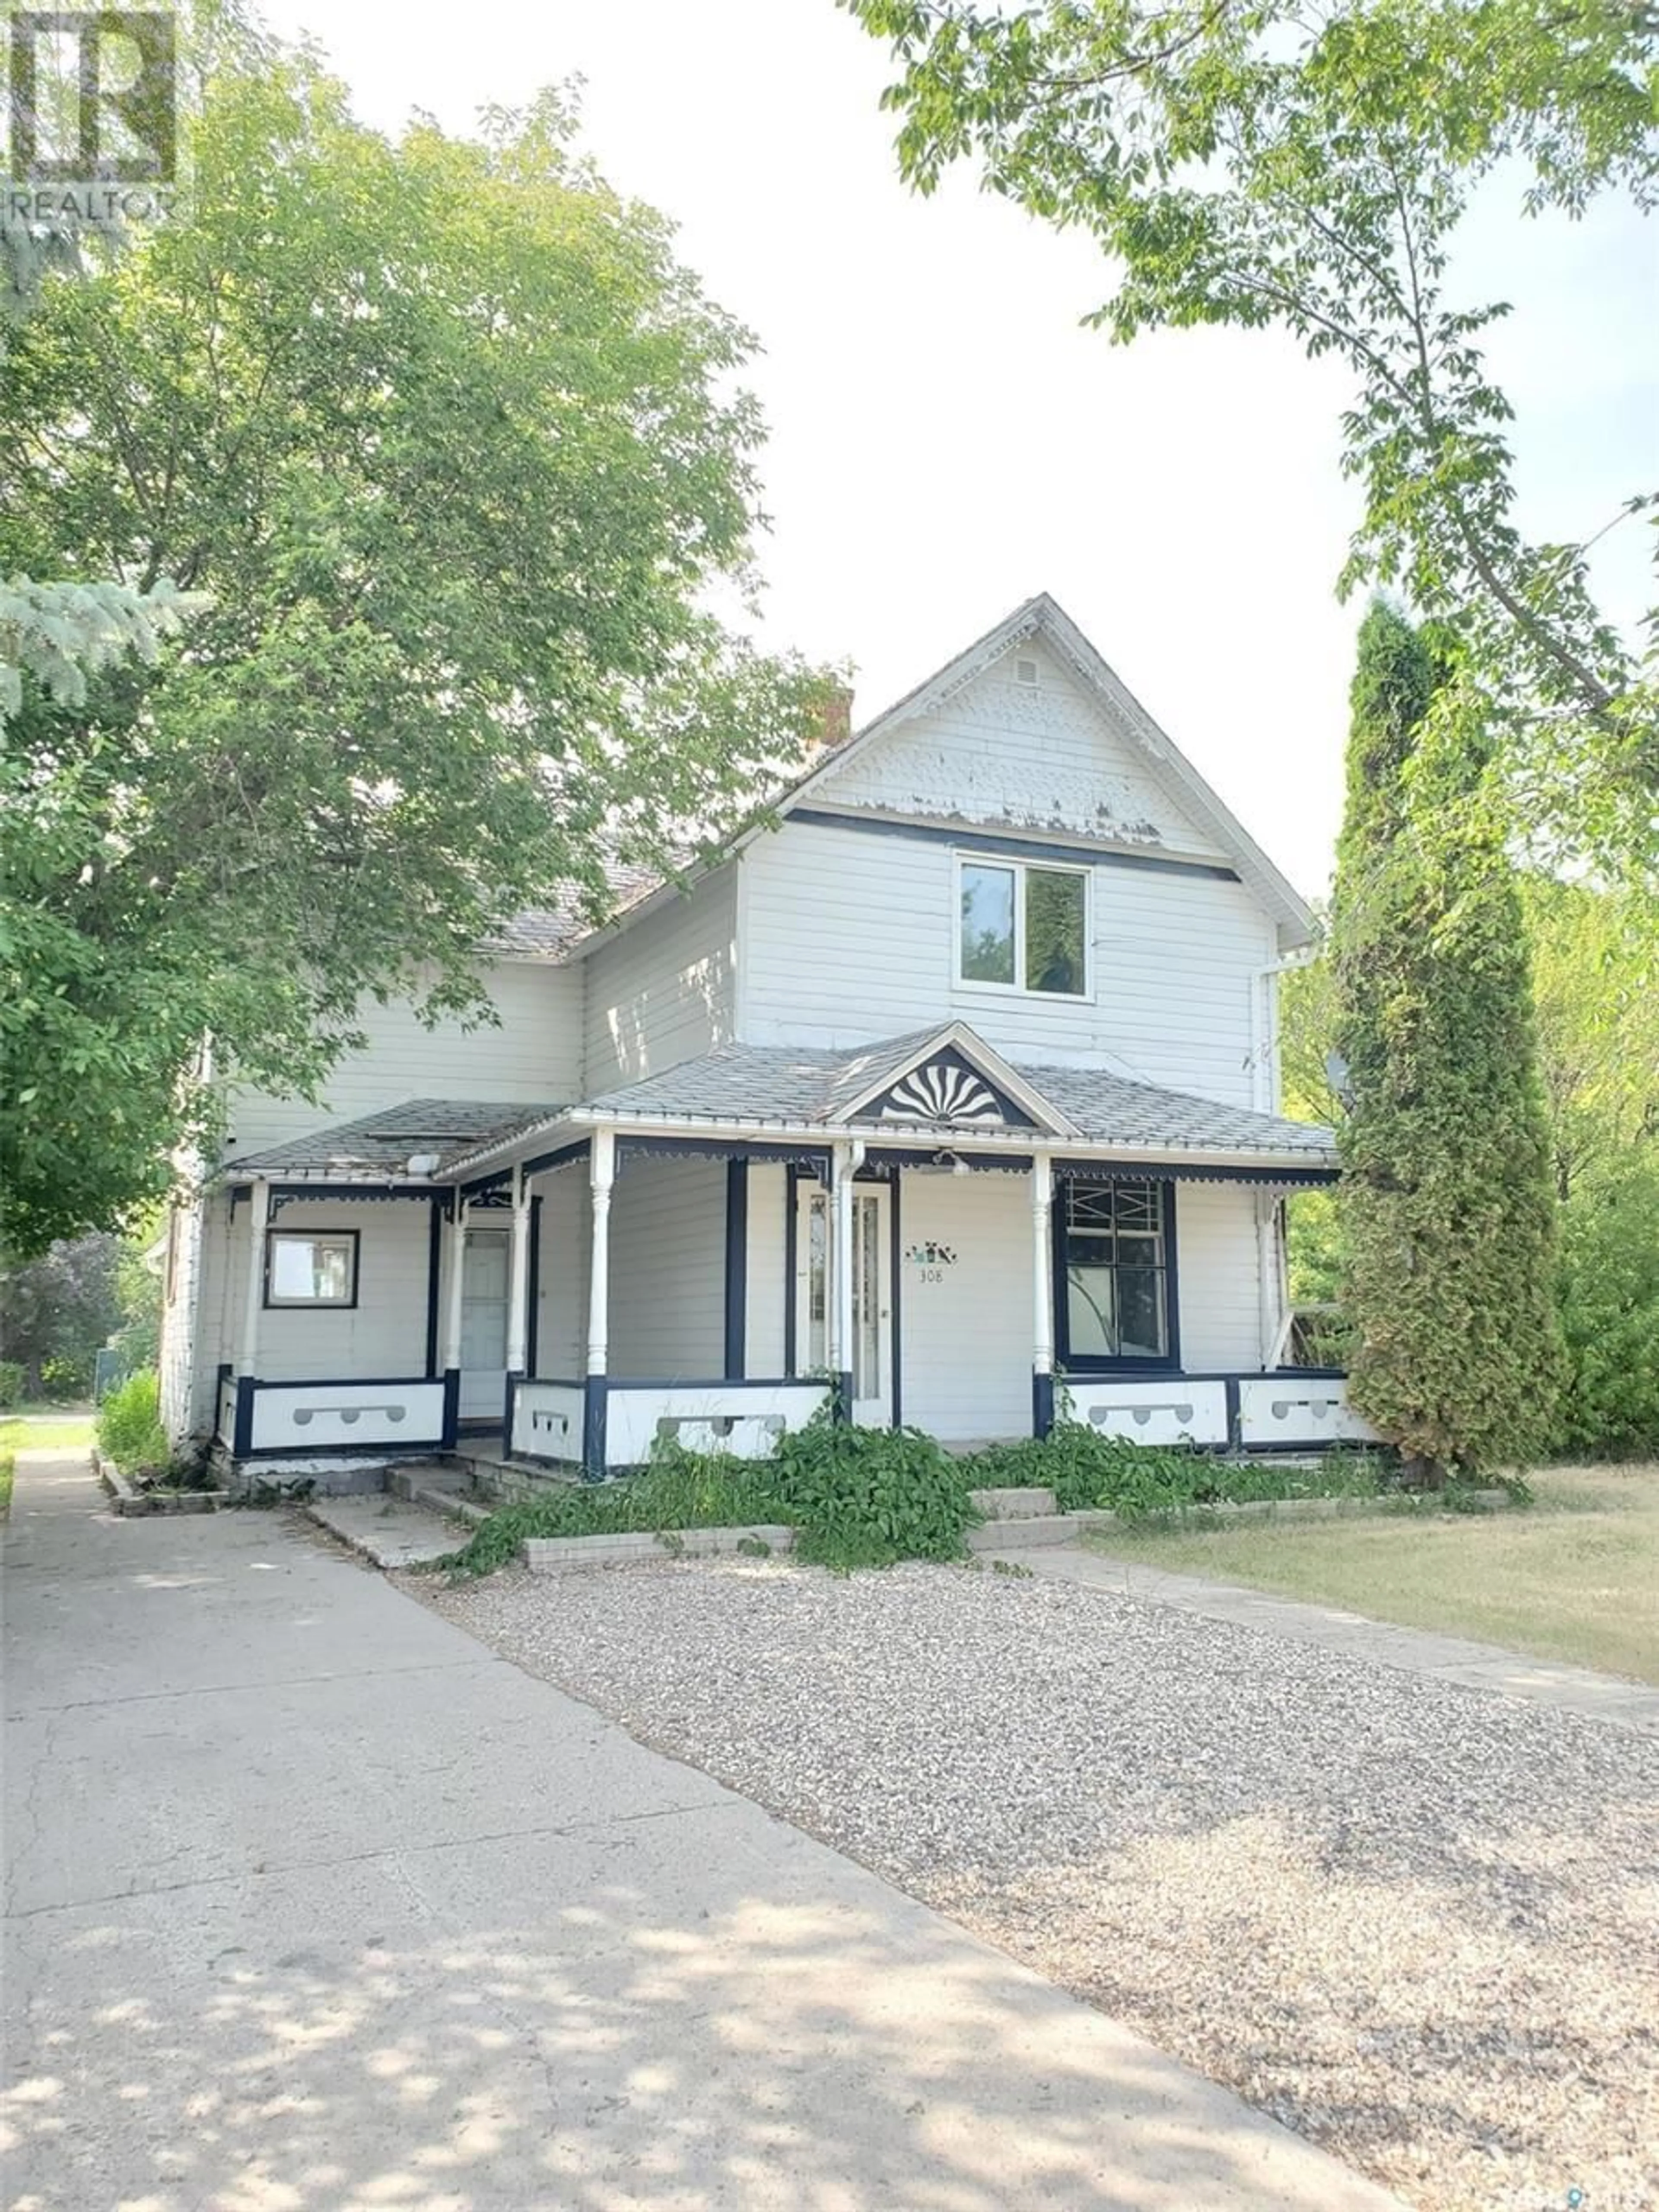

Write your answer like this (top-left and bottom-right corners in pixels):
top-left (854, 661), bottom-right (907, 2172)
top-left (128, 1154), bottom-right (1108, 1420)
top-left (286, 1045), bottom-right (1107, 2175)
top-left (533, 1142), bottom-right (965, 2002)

top-left (264, 1229), bottom-right (359, 1309)
top-left (957, 857), bottom-right (1088, 997)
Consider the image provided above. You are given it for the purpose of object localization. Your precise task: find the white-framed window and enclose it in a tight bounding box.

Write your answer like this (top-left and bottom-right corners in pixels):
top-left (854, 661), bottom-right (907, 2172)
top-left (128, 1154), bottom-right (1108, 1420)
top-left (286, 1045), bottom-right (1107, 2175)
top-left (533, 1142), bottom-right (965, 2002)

top-left (264, 1229), bottom-right (359, 1309)
top-left (956, 855), bottom-right (1090, 998)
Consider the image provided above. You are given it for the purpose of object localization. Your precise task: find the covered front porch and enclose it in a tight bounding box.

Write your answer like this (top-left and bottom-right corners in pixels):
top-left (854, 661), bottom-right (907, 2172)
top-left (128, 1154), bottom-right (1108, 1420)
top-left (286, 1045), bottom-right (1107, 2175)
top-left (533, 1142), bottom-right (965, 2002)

top-left (208, 1026), bottom-right (1376, 1484)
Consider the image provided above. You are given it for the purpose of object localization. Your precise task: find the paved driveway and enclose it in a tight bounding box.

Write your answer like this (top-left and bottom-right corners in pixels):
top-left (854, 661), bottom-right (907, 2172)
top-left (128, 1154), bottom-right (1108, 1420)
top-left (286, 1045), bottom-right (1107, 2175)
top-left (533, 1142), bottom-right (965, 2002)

top-left (2, 1455), bottom-right (1402, 2212)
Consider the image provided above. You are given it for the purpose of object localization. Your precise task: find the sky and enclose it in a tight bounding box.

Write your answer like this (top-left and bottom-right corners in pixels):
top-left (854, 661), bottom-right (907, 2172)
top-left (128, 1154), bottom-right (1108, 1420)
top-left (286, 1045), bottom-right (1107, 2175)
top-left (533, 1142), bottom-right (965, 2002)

top-left (261, 0), bottom-right (1657, 900)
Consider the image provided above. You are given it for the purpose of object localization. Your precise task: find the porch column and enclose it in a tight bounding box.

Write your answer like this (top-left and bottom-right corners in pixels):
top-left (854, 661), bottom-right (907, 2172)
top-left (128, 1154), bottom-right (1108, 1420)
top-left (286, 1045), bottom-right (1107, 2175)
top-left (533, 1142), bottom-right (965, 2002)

top-left (1031, 1155), bottom-right (1055, 1438)
top-left (830, 1140), bottom-right (859, 1421)
top-left (233, 1178), bottom-right (270, 1456)
top-left (439, 1195), bottom-right (467, 1446)
top-left (583, 1129), bottom-right (615, 1477)
top-left (505, 1163), bottom-right (531, 1376)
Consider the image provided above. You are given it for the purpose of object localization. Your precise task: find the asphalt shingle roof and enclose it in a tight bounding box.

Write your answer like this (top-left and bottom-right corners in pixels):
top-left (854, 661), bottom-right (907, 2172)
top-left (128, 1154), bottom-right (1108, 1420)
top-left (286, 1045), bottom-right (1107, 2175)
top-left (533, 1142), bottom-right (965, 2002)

top-left (224, 1100), bottom-right (566, 1178)
top-left (584, 1040), bottom-right (1335, 1161)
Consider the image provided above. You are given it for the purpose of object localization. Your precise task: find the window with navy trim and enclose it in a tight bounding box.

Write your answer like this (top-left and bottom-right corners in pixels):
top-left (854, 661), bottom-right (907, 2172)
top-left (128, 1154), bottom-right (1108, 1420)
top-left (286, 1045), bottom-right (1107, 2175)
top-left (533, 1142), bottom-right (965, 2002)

top-left (1055, 1179), bottom-right (1175, 1367)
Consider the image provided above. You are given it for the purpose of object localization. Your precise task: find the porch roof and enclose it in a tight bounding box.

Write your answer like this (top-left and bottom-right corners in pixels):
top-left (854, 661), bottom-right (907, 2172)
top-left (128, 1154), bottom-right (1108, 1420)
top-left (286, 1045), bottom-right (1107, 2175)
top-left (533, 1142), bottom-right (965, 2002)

top-left (222, 1098), bottom-right (566, 1182)
top-left (580, 1039), bottom-right (1337, 1165)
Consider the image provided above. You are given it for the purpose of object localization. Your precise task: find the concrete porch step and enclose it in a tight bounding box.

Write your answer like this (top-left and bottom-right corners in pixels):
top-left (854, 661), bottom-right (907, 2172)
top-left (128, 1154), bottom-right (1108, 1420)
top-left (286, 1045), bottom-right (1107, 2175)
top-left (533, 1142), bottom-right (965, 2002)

top-left (385, 1463), bottom-right (493, 1527)
top-left (966, 1512), bottom-right (1083, 1551)
top-left (969, 1485), bottom-right (1058, 1521)
top-left (305, 1494), bottom-right (470, 1570)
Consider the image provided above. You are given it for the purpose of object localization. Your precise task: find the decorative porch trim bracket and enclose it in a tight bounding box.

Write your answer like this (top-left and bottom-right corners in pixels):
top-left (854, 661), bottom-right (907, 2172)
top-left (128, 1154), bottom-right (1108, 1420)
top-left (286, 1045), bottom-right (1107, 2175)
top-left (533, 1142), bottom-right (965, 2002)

top-left (583, 1129), bottom-right (616, 1479)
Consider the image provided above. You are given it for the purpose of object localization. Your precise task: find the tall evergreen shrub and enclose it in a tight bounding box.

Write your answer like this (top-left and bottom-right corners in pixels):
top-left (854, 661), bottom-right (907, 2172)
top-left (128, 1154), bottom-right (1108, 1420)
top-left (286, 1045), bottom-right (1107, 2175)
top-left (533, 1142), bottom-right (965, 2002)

top-left (1329, 604), bottom-right (1561, 1481)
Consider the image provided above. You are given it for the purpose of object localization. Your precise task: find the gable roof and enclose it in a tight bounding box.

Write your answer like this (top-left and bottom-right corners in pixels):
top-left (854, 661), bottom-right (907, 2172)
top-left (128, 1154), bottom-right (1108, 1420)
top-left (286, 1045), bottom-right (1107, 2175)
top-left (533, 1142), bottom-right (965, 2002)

top-left (777, 593), bottom-right (1314, 947)
top-left (481, 592), bottom-right (1313, 965)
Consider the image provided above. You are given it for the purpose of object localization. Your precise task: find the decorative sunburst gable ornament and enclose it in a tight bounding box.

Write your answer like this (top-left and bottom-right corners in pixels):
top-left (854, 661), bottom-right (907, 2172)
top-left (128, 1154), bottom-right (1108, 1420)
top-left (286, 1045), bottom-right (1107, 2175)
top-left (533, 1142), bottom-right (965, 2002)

top-left (868, 1046), bottom-right (1036, 1128)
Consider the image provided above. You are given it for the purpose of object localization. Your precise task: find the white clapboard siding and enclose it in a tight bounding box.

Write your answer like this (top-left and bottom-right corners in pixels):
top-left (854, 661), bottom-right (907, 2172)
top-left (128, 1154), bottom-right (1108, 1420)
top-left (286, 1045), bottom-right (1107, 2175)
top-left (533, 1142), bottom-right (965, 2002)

top-left (825, 637), bottom-right (1226, 860)
top-left (606, 1157), bottom-right (726, 1378)
top-left (533, 1167), bottom-right (588, 1378)
top-left (739, 820), bottom-right (1274, 1103)
top-left (221, 1197), bottom-right (433, 1387)
top-left (226, 960), bottom-right (583, 1157)
top-left (744, 1164), bottom-right (789, 1378)
top-left (1174, 1180), bottom-right (1267, 1372)
top-left (583, 868), bottom-right (737, 1095)
top-left (899, 1171), bottom-right (1034, 1443)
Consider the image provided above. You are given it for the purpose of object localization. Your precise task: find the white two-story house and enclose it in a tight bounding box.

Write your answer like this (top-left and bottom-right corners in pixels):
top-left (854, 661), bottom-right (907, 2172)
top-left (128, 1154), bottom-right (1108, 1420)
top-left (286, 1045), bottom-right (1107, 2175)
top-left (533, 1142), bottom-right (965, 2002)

top-left (159, 594), bottom-right (1369, 1485)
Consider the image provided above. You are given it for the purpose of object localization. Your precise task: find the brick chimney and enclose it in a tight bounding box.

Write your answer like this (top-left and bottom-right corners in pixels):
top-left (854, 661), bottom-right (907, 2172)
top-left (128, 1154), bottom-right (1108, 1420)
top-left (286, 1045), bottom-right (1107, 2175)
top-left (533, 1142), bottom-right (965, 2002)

top-left (810, 682), bottom-right (854, 757)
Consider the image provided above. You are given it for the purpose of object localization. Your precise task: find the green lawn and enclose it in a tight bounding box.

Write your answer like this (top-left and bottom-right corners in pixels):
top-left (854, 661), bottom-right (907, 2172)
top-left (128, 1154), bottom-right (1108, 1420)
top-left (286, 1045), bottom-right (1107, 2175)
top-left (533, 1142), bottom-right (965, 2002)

top-left (0, 1415), bottom-right (98, 1522)
top-left (1084, 1465), bottom-right (1659, 1684)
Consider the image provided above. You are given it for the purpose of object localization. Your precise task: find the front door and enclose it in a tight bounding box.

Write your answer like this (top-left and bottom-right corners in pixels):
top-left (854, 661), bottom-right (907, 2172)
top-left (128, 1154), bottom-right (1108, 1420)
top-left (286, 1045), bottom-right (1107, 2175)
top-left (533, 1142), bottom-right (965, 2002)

top-left (795, 1181), bottom-right (893, 1427)
top-left (459, 1227), bottom-right (510, 1422)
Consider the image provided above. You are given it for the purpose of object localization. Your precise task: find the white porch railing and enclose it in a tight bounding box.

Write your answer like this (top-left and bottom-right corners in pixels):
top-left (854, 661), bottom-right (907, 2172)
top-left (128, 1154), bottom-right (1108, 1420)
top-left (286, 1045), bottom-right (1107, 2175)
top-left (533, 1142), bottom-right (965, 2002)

top-left (1236, 1375), bottom-right (1379, 1447)
top-left (511, 1379), bottom-right (585, 1462)
top-left (1056, 1373), bottom-right (1378, 1450)
top-left (605, 1381), bottom-right (830, 1468)
top-left (1061, 1378), bottom-right (1232, 1448)
top-left (247, 1379), bottom-right (448, 1454)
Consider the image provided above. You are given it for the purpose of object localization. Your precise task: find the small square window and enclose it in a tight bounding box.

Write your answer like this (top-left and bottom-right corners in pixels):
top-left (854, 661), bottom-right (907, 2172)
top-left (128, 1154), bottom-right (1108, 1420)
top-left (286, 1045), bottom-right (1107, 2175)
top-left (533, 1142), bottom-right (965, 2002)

top-left (264, 1230), bottom-right (359, 1308)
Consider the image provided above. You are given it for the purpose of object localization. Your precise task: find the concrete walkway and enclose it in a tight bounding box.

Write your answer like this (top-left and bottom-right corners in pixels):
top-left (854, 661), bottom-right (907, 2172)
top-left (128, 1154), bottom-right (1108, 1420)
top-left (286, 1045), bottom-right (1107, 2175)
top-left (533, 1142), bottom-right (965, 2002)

top-left (3, 1452), bottom-right (1405, 2212)
top-left (1014, 1542), bottom-right (1659, 1735)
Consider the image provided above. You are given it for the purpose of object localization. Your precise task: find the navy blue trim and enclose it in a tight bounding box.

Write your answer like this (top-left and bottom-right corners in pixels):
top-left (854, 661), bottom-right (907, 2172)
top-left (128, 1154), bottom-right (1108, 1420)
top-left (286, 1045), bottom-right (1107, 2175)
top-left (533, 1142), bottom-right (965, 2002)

top-left (784, 1164), bottom-right (805, 1375)
top-left (238, 1439), bottom-right (447, 1461)
top-left (888, 1168), bottom-right (903, 1430)
top-left (604, 1375), bottom-right (825, 1391)
top-left (863, 1147), bottom-right (1034, 1175)
top-left (521, 1137), bottom-right (589, 1180)
top-left (266, 1182), bottom-right (436, 1206)
top-left (232, 1376), bottom-right (255, 1457)
top-left (244, 1371), bottom-right (445, 1390)
top-left (424, 1196), bottom-right (443, 1378)
top-left (526, 1196), bottom-right (542, 1379)
top-left (1050, 1159), bottom-right (1336, 1188)
top-left (582, 1376), bottom-right (608, 1481)
top-left (216, 1360), bottom-right (232, 1384)
top-left (1224, 1375), bottom-right (1243, 1449)
top-left (1052, 1177), bottom-right (1181, 1373)
top-left (503, 1369), bottom-right (523, 1449)
top-left (834, 1370), bottom-right (853, 1424)
top-left (263, 1225), bottom-right (360, 1310)
top-left (790, 807), bottom-right (1243, 884)
top-left (1033, 1372), bottom-right (1055, 1440)
top-left (458, 1167), bottom-right (513, 1201)
top-left (724, 1160), bottom-right (749, 1380)
top-left (441, 1368), bottom-right (460, 1449)
top-left (859, 1046), bottom-right (1038, 1132)
top-left (617, 1135), bottom-right (834, 1173)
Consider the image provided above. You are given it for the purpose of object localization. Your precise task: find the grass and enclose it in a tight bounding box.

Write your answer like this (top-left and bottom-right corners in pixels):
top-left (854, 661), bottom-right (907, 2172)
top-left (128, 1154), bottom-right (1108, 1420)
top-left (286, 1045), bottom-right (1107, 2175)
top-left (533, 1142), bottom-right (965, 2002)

top-left (0, 1416), bottom-right (98, 1523)
top-left (1085, 1464), bottom-right (1659, 1684)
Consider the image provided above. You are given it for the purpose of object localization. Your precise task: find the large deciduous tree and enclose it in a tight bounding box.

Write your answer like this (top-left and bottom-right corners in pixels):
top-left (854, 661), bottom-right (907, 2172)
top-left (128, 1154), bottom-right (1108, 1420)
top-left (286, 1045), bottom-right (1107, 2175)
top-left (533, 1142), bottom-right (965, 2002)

top-left (847, 0), bottom-right (1658, 887)
top-left (1330, 601), bottom-right (1560, 1480)
top-left (1, 39), bottom-right (825, 1253)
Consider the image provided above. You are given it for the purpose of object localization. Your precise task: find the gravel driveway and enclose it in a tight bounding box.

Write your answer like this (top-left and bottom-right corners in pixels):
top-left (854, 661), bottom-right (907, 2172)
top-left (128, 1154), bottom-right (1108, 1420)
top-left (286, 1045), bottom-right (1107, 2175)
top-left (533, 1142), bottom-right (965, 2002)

top-left (424, 1556), bottom-right (1659, 2212)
